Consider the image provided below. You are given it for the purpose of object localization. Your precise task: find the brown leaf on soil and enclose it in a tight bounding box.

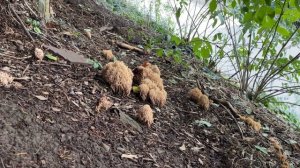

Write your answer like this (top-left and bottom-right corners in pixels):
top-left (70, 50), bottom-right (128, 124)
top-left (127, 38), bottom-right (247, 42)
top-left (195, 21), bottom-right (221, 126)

top-left (137, 104), bottom-right (154, 127)
top-left (134, 62), bottom-right (167, 107)
top-left (239, 115), bottom-right (261, 132)
top-left (84, 29), bottom-right (92, 39)
top-left (101, 61), bottom-right (133, 96)
top-left (102, 50), bottom-right (114, 60)
top-left (34, 95), bottom-right (48, 101)
top-left (34, 48), bottom-right (44, 61)
top-left (0, 71), bottom-right (14, 86)
top-left (95, 96), bottom-right (113, 113)
top-left (188, 88), bottom-right (210, 110)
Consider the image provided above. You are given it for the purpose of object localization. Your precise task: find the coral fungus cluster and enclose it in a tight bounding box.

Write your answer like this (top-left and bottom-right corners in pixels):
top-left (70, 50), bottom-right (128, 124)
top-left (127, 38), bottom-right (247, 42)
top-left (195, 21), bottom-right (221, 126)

top-left (187, 88), bottom-right (210, 110)
top-left (95, 96), bottom-right (113, 113)
top-left (269, 137), bottom-right (289, 168)
top-left (101, 61), bottom-right (134, 96)
top-left (137, 104), bottom-right (154, 127)
top-left (134, 62), bottom-right (167, 107)
top-left (0, 71), bottom-right (14, 86)
top-left (239, 115), bottom-right (261, 132)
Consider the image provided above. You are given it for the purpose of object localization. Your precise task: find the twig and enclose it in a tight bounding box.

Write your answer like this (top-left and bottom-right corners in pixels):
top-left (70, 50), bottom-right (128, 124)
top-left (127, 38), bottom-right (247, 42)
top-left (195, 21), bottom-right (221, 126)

top-left (0, 157), bottom-right (5, 168)
top-left (33, 61), bottom-right (71, 67)
top-left (221, 104), bottom-right (244, 139)
top-left (29, 31), bottom-right (61, 47)
top-left (22, 64), bottom-right (30, 76)
top-left (0, 53), bottom-right (31, 60)
top-left (9, 4), bottom-right (34, 41)
top-left (23, 0), bottom-right (38, 18)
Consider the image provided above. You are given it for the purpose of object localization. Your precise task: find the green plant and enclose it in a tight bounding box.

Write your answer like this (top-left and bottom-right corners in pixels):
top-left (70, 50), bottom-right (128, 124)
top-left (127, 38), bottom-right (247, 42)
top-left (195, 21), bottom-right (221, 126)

top-left (26, 18), bottom-right (42, 34)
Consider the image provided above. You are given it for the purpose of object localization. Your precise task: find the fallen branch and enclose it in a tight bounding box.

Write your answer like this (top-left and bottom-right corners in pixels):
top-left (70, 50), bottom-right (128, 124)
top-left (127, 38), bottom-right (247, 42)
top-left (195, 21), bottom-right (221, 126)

top-left (110, 40), bottom-right (145, 54)
top-left (220, 104), bottom-right (244, 139)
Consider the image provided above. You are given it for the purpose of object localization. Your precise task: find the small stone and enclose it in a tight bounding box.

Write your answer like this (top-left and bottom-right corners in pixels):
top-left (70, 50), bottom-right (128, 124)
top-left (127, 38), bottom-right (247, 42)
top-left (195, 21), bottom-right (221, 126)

top-left (90, 126), bottom-right (95, 130)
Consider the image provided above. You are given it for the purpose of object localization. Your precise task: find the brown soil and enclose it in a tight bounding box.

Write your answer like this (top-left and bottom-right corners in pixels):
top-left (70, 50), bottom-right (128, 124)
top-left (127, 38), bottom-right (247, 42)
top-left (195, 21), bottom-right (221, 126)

top-left (0, 0), bottom-right (300, 167)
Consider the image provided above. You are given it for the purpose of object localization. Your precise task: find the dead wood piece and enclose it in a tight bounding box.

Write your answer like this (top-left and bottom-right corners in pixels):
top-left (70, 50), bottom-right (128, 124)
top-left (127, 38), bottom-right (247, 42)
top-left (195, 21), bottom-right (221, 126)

top-left (111, 40), bottom-right (145, 54)
top-left (43, 45), bottom-right (89, 64)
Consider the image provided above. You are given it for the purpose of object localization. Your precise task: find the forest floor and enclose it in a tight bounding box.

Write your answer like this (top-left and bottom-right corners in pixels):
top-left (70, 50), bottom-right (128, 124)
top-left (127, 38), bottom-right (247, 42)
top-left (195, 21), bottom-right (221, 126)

top-left (0, 0), bottom-right (300, 167)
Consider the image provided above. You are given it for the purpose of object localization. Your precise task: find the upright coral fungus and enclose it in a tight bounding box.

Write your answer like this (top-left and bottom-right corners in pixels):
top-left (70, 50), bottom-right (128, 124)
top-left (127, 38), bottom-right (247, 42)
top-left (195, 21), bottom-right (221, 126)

top-left (137, 104), bottom-right (154, 127)
top-left (187, 87), bottom-right (210, 110)
top-left (239, 115), bottom-right (261, 132)
top-left (133, 62), bottom-right (167, 107)
top-left (101, 61), bottom-right (133, 96)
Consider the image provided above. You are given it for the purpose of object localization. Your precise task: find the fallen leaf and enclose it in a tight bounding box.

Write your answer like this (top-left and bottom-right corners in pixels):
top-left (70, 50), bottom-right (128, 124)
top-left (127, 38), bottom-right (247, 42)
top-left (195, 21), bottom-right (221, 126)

top-left (52, 107), bottom-right (61, 112)
top-left (34, 95), bottom-right (48, 101)
top-left (289, 139), bottom-right (297, 144)
top-left (179, 144), bottom-right (186, 151)
top-left (243, 137), bottom-right (255, 142)
top-left (99, 26), bottom-right (113, 32)
top-left (255, 145), bottom-right (269, 155)
top-left (121, 154), bottom-right (139, 159)
top-left (45, 53), bottom-right (58, 61)
top-left (193, 120), bottom-right (212, 127)
top-left (84, 29), bottom-right (92, 39)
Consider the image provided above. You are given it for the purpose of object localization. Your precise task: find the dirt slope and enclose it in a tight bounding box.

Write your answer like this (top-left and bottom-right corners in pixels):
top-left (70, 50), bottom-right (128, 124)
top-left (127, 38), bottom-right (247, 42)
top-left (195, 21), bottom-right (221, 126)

top-left (0, 0), bottom-right (299, 167)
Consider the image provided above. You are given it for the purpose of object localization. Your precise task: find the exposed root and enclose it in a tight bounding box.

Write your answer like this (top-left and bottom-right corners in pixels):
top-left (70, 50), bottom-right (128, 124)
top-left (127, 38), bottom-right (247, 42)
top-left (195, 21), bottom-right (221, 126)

top-left (101, 61), bottom-right (133, 96)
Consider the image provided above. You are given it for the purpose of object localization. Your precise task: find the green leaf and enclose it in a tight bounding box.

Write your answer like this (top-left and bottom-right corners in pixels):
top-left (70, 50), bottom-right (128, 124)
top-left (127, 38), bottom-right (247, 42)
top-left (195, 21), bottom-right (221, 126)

top-left (212, 18), bottom-right (218, 28)
top-left (87, 59), bottom-right (102, 69)
top-left (171, 35), bottom-right (181, 45)
top-left (209, 0), bottom-right (217, 12)
top-left (200, 47), bottom-right (210, 58)
top-left (176, 8), bottom-right (182, 19)
top-left (194, 120), bottom-right (212, 127)
top-left (156, 48), bottom-right (164, 57)
top-left (45, 53), bottom-right (58, 61)
top-left (262, 16), bottom-right (275, 29)
top-left (132, 86), bottom-right (140, 93)
top-left (277, 26), bottom-right (290, 37)
top-left (255, 6), bottom-right (267, 23)
top-left (295, 0), bottom-right (300, 10)
top-left (231, 0), bottom-right (237, 8)
top-left (33, 27), bottom-right (42, 34)
top-left (255, 145), bottom-right (269, 155)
